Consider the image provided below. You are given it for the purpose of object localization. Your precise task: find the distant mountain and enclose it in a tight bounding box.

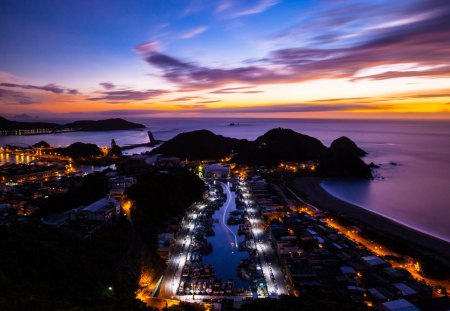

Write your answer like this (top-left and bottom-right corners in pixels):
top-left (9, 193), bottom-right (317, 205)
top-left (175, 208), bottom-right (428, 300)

top-left (150, 129), bottom-right (250, 160)
top-left (235, 128), bottom-right (327, 165)
top-left (0, 116), bottom-right (145, 132)
top-left (0, 116), bottom-right (58, 130)
top-left (63, 118), bottom-right (145, 131)
top-left (153, 127), bottom-right (372, 178)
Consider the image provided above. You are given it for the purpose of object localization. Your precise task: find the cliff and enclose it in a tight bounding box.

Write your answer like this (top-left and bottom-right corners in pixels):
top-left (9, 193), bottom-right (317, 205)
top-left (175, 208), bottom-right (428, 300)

top-left (153, 127), bottom-right (372, 179)
top-left (329, 136), bottom-right (367, 157)
top-left (150, 129), bottom-right (250, 160)
top-left (235, 128), bottom-right (327, 165)
top-left (318, 137), bottom-right (372, 178)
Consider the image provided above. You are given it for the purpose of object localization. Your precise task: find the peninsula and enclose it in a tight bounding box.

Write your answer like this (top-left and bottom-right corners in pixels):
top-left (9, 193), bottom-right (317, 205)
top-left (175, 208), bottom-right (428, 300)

top-left (0, 116), bottom-right (145, 135)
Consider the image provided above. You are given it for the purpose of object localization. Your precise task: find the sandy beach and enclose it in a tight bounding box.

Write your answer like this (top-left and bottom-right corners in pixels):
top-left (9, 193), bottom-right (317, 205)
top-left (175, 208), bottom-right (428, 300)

top-left (292, 176), bottom-right (450, 264)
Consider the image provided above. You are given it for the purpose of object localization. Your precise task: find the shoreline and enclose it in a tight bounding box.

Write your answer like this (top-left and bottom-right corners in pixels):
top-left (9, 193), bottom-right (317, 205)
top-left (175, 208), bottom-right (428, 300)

top-left (291, 176), bottom-right (450, 264)
top-left (320, 180), bottom-right (450, 244)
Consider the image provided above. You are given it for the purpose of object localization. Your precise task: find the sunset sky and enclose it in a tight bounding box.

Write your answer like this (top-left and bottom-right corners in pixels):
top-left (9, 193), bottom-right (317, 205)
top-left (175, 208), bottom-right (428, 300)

top-left (1, 0), bottom-right (450, 119)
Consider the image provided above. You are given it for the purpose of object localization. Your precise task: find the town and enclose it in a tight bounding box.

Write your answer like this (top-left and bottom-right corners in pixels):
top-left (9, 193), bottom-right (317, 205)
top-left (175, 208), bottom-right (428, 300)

top-left (1, 135), bottom-right (448, 311)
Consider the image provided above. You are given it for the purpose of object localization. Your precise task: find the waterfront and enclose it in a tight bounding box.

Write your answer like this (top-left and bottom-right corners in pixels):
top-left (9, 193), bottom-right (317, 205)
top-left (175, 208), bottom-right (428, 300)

top-left (202, 182), bottom-right (248, 288)
top-left (1, 118), bottom-right (449, 242)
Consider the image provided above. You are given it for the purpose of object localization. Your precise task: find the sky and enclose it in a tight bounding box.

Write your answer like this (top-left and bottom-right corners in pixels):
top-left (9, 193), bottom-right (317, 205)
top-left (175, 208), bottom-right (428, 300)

top-left (0, 0), bottom-right (450, 119)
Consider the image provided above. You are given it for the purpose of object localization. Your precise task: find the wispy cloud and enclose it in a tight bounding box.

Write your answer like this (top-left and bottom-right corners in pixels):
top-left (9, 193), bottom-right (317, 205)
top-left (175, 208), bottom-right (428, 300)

top-left (165, 96), bottom-right (204, 102)
top-left (196, 103), bottom-right (385, 114)
top-left (210, 86), bottom-right (263, 94)
top-left (216, 0), bottom-right (233, 13)
top-left (179, 26), bottom-right (208, 39)
top-left (0, 82), bottom-right (78, 95)
top-left (230, 0), bottom-right (279, 18)
top-left (0, 88), bottom-right (37, 105)
top-left (87, 89), bottom-right (168, 102)
top-left (142, 1), bottom-right (450, 91)
top-left (134, 40), bottom-right (161, 53)
top-left (197, 99), bottom-right (222, 104)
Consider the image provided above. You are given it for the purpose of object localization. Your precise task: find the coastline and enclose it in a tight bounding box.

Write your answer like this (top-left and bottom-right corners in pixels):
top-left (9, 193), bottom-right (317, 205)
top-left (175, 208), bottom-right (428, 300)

top-left (291, 176), bottom-right (450, 264)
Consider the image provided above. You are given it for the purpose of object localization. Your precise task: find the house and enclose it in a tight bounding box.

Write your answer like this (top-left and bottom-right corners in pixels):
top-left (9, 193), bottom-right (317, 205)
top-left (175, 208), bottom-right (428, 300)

top-left (69, 197), bottom-right (120, 224)
top-left (379, 298), bottom-right (420, 311)
top-left (204, 164), bottom-right (230, 178)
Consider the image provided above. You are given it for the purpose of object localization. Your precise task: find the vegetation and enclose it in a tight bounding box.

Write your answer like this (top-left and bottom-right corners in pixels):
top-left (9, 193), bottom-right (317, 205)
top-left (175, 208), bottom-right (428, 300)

top-left (318, 152), bottom-right (373, 178)
top-left (317, 136), bottom-right (372, 178)
top-left (152, 128), bottom-right (372, 178)
top-left (235, 128), bottom-right (327, 165)
top-left (0, 168), bottom-right (205, 309)
top-left (127, 168), bottom-right (205, 244)
top-left (150, 129), bottom-right (250, 160)
top-left (36, 172), bottom-right (109, 218)
top-left (329, 136), bottom-right (367, 157)
top-left (0, 221), bottom-right (147, 310)
top-left (56, 142), bottom-right (103, 158)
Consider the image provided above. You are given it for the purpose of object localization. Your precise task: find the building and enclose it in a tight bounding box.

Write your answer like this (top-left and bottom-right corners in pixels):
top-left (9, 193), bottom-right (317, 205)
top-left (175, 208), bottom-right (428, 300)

top-left (157, 232), bottom-right (175, 260)
top-left (203, 164), bottom-right (231, 178)
top-left (109, 176), bottom-right (136, 199)
top-left (379, 298), bottom-right (420, 311)
top-left (69, 197), bottom-right (120, 224)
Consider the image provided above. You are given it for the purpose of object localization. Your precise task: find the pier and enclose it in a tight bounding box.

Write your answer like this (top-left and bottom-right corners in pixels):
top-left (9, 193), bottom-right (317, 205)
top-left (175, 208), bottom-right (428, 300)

top-left (120, 130), bottom-right (163, 151)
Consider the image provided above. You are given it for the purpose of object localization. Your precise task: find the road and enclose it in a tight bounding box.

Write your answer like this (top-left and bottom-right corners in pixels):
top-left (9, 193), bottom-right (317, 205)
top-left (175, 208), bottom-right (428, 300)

top-left (287, 185), bottom-right (449, 296)
top-left (239, 178), bottom-right (289, 297)
top-left (159, 178), bottom-right (289, 301)
top-left (159, 206), bottom-right (197, 299)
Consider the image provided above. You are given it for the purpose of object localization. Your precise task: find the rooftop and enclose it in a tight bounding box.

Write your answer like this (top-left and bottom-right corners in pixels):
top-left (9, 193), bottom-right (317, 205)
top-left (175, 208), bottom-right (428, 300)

top-left (362, 255), bottom-right (387, 267)
top-left (380, 298), bottom-right (420, 311)
top-left (83, 197), bottom-right (118, 213)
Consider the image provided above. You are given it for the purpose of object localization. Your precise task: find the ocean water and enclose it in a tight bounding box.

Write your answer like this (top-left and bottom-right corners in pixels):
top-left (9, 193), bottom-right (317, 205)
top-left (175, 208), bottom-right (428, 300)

top-left (1, 118), bottom-right (449, 242)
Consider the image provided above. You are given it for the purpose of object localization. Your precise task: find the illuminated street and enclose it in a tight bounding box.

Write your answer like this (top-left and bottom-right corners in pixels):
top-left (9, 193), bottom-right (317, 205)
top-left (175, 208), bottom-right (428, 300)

top-left (238, 177), bottom-right (289, 297)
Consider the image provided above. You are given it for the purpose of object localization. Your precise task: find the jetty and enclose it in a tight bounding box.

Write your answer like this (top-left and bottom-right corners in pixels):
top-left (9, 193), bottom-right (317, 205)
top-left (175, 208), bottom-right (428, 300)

top-left (120, 131), bottom-right (163, 151)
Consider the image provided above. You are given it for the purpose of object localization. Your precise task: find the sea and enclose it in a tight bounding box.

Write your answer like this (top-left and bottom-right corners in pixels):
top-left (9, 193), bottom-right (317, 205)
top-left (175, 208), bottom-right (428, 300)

top-left (1, 118), bottom-right (449, 242)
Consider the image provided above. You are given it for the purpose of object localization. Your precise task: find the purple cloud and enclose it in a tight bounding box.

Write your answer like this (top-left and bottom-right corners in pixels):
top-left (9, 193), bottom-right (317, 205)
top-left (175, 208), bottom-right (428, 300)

top-left (145, 52), bottom-right (285, 90)
top-left (87, 89), bottom-right (168, 102)
top-left (142, 1), bottom-right (450, 90)
top-left (165, 96), bottom-right (204, 102)
top-left (210, 86), bottom-right (263, 94)
top-left (0, 88), bottom-right (37, 105)
top-left (134, 40), bottom-right (161, 54)
top-left (196, 103), bottom-right (387, 114)
top-left (99, 82), bottom-right (115, 90)
top-left (0, 82), bottom-right (79, 95)
top-left (197, 100), bottom-right (222, 104)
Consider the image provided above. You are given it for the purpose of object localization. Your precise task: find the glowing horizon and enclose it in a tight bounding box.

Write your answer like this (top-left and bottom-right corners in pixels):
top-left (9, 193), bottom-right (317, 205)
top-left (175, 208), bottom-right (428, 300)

top-left (1, 0), bottom-right (450, 119)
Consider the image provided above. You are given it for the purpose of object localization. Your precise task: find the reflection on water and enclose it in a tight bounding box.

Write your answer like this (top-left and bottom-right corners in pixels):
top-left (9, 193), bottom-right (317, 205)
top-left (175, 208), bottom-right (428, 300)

top-left (0, 153), bottom-right (35, 166)
top-left (203, 184), bottom-right (248, 288)
top-left (1, 118), bottom-right (449, 241)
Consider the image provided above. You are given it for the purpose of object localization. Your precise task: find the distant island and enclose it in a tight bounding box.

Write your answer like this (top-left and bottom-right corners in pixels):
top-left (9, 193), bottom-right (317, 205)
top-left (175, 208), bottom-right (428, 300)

top-left (150, 128), bottom-right (373, 179)
top-left (0, 116), bottom-right (145, 135)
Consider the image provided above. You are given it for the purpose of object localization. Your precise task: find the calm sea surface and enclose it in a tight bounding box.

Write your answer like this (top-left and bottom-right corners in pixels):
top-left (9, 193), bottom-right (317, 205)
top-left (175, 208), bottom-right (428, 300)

top-left (1, 118), bottom-right (449, 242)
